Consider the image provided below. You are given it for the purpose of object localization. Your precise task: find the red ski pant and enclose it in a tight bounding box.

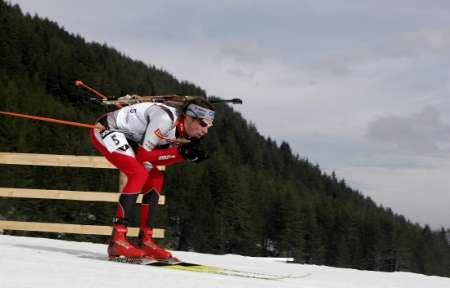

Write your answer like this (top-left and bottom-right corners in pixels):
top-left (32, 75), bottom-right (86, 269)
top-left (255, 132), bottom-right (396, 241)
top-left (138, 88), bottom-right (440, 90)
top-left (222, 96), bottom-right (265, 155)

top-left (90, 129), bottom-right (164, 194)
top-left (90, 129), bottom-right (163, 227)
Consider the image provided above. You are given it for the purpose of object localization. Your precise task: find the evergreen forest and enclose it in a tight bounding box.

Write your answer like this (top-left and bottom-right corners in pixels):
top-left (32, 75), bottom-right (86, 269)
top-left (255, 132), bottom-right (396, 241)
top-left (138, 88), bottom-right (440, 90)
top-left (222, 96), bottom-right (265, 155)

top-left (0, 1), bottom-right (448, 277)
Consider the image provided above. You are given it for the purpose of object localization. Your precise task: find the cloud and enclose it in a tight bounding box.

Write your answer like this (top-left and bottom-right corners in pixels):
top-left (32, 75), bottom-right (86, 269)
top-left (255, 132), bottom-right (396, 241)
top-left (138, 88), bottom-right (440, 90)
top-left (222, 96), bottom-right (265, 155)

top-left (226, 67), bottom-right (255, 80)
top-left (218, 41), bottom-right (271, 66)
top-left (336, 159), bottom-right (450, 229)
top-left (299, 28), bottom-right (450, 80)
top-left (365, 107), bottom-right (450, 154)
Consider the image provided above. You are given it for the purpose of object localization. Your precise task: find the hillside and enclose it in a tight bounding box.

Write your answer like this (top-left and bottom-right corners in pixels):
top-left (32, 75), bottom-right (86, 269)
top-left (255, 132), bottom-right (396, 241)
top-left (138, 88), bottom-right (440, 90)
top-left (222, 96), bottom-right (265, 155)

top-left (0, 0), bottom-right (449, 277)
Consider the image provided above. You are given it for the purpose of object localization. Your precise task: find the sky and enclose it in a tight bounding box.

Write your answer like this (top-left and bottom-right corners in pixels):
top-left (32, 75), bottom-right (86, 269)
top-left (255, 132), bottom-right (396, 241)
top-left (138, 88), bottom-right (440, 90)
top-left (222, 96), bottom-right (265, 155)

top-left (9, 0), bottom-right (450, 229)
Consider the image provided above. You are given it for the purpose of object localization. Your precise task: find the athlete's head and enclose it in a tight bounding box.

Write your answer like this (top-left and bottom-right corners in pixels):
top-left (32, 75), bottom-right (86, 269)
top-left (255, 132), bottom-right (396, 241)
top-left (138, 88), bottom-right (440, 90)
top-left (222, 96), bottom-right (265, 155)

top-left (182, 98), bottom-right (215, 138)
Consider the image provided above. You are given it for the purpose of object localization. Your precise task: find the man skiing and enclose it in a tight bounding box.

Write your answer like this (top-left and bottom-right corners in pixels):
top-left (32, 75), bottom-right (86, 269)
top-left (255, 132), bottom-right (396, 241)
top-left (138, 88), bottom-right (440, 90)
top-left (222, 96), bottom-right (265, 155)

top-left (90, 97), bottom-right (215, 261)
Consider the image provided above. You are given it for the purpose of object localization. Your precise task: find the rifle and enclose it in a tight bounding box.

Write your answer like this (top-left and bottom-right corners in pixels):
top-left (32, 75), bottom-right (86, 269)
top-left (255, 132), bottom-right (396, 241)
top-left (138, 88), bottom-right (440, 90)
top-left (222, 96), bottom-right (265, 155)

top-left (75, 80), bottom-right (243, 107)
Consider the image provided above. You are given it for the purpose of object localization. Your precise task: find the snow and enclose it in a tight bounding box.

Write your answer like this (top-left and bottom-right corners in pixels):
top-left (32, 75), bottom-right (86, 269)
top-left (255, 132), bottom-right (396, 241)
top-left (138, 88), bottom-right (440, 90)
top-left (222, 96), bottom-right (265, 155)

top-left (1, 235), bottom-right (448, 288)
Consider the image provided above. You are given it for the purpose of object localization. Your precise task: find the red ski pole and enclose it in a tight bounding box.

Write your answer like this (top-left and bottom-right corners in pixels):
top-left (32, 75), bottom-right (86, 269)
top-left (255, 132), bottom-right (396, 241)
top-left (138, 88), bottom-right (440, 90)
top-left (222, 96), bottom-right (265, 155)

top-left (0, 111), bottom-right (104, 130)
top-left (75, 80), bottom-right (109, 101)
top-left (75, 80), bottom-right (123, 108)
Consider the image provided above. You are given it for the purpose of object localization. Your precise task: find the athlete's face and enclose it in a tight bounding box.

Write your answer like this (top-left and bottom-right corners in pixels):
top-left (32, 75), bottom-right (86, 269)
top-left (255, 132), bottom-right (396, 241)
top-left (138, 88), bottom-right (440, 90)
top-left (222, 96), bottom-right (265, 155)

top-left (184, 116), bottom-right (210, 138)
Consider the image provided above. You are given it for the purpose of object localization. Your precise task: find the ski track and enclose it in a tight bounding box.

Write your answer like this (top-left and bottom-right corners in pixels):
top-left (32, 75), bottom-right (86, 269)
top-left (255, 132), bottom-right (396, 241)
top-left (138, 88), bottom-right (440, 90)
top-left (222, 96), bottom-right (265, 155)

top-left (1, 235), bottom-right (449, 288)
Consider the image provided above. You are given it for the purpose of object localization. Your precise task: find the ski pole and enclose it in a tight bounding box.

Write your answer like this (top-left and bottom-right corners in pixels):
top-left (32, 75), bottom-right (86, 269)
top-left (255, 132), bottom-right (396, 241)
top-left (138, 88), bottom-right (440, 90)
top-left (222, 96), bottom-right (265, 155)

top-left (75, 80), bottom-right (123, 108)
top-left (0, 111), bottom-right (192, 143)
top-left (75, 80), bottom-right (109, 101)
top-left (0, 111), bottom-right (104, 130)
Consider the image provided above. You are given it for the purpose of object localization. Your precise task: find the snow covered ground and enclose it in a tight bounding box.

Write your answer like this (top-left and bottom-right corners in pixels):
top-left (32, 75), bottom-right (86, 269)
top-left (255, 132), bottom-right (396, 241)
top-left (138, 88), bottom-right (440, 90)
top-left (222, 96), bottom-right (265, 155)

top-left (1, 235), bottom-right (448, 288)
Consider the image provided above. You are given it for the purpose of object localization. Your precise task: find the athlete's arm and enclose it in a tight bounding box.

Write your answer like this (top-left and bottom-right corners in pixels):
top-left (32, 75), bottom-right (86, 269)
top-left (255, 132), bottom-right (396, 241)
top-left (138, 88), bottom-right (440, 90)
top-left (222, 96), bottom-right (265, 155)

top-left (135, 108), bottom-right (184, 166)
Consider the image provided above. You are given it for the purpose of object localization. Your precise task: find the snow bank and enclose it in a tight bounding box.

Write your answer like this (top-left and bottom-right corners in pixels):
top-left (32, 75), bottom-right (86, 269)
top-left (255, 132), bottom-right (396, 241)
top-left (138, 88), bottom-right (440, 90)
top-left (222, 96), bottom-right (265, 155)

top-left (0, 235), bottom-right (448, 288)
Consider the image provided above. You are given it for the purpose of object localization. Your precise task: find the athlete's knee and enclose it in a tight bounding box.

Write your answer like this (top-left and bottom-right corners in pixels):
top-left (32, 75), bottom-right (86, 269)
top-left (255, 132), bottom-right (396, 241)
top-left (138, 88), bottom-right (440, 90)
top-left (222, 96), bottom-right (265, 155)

top-left (126, 165), bottom-right (149, 182)
top-left (122, 165), bottom-right (149, 193)
top-left (143, 168), bottom-right (164, 193)
top-left (142, 190), bottom-right (160, 205)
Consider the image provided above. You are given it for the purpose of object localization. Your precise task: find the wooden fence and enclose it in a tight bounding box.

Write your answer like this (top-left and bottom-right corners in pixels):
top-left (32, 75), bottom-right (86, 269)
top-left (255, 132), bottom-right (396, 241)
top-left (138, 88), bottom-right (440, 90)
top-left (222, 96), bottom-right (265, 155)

top-left (0, 152), bottom-right (165, 238)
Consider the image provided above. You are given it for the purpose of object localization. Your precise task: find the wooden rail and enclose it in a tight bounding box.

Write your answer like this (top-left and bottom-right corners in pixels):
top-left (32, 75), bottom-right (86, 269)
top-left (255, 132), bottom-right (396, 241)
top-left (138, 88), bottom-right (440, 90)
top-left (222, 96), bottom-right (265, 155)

top-left (0, 152), bottom-right (114, 168)
top-left (0, 221), bottom-right (164, 237)
top-left (0, 152), bottom-right (165, 170)
top-left (0, 187), bottom-right (165, 204)
top-left (0, 153), bottom-right (166, 238)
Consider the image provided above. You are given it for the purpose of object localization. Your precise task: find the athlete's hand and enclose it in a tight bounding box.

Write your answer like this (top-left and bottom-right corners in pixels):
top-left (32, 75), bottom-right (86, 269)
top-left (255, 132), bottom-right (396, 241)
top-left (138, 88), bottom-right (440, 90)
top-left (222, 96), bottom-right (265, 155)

top-left (142, 161), bottom-right (154, 171)
top-left (178, 139), bottom-right (208, 163)
top-left (189, 149), bottom-right (208, 163)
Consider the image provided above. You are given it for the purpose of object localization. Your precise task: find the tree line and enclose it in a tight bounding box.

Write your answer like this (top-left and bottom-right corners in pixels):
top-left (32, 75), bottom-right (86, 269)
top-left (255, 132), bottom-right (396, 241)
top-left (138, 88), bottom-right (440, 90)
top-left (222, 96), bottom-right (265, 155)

top-left (0, 1), bottom-right (448, 276)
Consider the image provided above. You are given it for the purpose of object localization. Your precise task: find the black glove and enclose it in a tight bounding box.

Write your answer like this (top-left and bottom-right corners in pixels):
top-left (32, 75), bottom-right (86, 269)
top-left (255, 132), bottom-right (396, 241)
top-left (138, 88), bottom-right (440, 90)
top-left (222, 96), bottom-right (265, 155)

top-left (178, 139), bottom-right (208, 163)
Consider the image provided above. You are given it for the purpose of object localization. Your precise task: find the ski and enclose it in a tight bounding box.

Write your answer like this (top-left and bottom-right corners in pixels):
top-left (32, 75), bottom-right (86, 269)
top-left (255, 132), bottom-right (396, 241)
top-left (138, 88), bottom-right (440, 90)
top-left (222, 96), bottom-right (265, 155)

top-left (108, 256), bottom-right (159, 265)
top-left (149, 257), bottom-right (183, 265)
top-left (108, 256), bottom-right (181, 266)
top-left (150, 262), bottom-right (311, 280)
top-left (108, 256), bottom-right (310, 280)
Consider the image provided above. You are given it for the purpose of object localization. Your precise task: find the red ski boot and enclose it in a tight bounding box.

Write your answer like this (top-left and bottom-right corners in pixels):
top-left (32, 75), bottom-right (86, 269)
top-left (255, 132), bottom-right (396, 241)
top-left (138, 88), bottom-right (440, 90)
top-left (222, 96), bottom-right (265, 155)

top-left (139, 227), bottom-right (178, 263)
top-left (108, 224), bottom-right (146, 259)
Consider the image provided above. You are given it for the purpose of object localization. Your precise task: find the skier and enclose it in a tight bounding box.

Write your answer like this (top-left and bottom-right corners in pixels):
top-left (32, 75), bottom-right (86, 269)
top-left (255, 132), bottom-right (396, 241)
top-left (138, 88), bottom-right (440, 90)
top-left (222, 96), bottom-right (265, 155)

top-left (90, 97), bottom-right (215, 260)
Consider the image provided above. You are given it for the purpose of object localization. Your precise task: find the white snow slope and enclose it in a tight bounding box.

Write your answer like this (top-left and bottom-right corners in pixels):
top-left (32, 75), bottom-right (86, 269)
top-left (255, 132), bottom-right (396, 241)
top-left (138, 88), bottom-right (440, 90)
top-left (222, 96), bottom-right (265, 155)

top-left (1, 235), bottom-right (448, 288)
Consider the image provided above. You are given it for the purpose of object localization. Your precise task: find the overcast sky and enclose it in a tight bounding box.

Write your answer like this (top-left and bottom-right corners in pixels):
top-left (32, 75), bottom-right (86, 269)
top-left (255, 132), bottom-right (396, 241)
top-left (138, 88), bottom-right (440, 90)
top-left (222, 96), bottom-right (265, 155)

top-left (10, 0), bottom-right (450, 229)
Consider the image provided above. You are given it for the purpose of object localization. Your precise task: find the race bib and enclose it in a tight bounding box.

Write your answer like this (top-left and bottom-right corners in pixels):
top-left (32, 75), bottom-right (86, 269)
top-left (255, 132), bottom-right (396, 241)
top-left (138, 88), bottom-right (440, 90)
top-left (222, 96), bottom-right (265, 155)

top-left (102, 131), bottom-right (129, 153)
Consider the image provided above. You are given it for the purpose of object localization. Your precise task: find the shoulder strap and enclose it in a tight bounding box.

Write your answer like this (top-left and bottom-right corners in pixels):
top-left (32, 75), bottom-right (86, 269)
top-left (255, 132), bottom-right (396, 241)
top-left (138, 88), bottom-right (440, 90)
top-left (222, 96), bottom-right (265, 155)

top-left (155, 104), bottom-right (175, 123)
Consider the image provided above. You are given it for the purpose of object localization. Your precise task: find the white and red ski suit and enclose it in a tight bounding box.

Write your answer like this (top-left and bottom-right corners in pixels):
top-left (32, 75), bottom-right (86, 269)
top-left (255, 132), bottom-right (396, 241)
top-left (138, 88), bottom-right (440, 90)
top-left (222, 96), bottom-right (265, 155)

top-left (90, 102), bottom-right (190, 259)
